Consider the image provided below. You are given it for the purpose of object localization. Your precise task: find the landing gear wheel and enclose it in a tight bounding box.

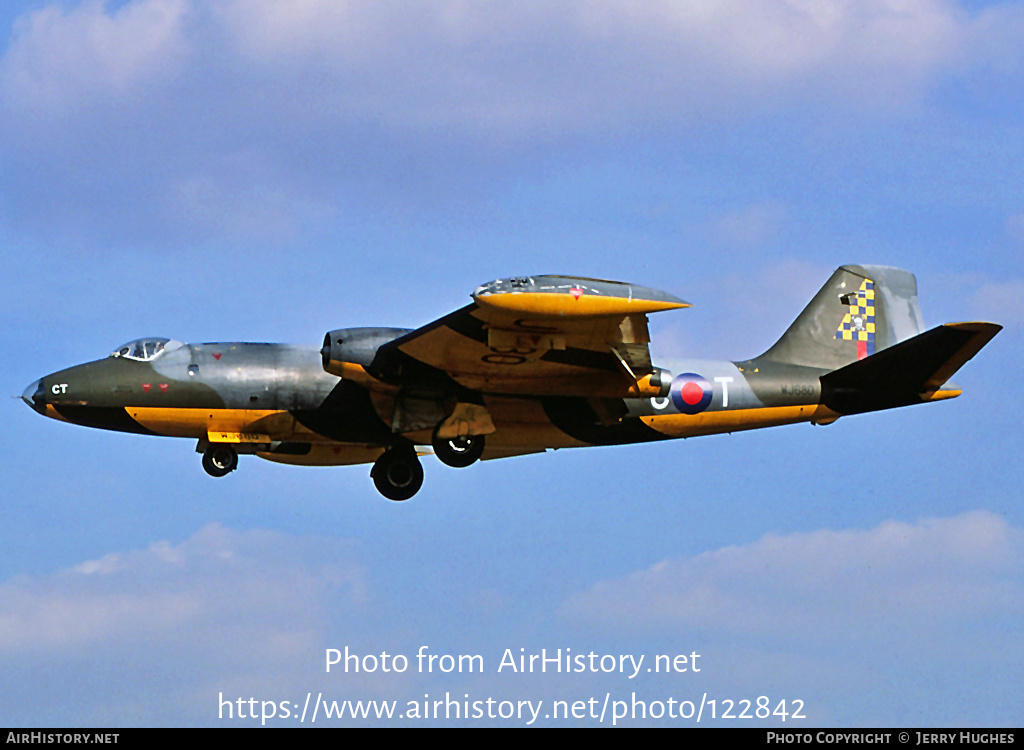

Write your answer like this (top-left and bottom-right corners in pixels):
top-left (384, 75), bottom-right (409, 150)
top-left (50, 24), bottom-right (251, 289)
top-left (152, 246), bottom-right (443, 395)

top-left (202, 445), bottom-right (238, 477)
top-left (431, 426), bottom-right (485, 468)
top-left (371, 448), bottom-right (424, 501)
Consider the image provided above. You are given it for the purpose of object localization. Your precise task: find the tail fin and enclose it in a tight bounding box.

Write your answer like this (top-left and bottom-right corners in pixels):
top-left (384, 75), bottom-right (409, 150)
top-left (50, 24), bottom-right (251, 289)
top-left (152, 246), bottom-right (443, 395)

top-left (755, 264), bottom-right (925, 370)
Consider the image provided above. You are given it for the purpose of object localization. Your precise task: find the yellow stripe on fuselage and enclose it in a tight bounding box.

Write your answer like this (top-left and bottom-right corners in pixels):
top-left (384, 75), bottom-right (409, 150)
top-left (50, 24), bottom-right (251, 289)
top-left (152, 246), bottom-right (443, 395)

top-left (126, 407), bottom-right (310, 440)
top-left (642, 404), bottom-right (842, 438)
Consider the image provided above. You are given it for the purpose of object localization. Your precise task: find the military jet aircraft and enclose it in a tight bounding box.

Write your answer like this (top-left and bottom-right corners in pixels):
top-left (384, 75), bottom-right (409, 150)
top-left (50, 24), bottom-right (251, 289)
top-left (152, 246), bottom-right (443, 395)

top-left (22, 265), bottom-right (999, 501)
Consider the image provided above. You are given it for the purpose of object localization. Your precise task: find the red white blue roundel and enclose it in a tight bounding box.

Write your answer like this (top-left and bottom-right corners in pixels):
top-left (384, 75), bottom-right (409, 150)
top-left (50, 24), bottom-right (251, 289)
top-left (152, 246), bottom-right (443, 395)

top-left (670, 372), bottom-right (713, 414)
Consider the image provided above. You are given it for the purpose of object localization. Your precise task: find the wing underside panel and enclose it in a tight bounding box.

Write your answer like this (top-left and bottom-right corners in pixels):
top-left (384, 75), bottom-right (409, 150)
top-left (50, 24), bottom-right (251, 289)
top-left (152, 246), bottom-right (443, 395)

top-left (372, 302), bottom-right (671, 397)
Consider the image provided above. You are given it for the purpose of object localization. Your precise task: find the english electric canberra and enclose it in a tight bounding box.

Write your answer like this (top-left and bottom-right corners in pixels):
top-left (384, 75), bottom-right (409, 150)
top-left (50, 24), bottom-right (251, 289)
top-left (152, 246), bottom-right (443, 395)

top-left (23, 265), bottom-right (1000, 500)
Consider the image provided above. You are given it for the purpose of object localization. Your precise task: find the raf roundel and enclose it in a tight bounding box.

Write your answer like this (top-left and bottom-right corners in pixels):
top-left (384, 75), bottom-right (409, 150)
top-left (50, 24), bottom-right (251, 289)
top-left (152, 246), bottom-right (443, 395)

top-left (670, 373), bottom-right (713, 415)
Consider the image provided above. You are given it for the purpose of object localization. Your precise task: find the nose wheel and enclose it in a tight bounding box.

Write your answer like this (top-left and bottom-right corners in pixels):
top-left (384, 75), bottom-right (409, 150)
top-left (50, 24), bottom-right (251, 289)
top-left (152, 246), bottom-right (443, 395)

top-left (202, 445), bottom-right (238, 477)
top-left (371, 446), bottom-right (424, 501)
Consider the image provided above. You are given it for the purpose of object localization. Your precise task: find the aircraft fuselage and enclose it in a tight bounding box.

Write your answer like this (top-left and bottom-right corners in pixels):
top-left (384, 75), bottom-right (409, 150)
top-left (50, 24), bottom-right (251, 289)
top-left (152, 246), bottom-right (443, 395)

top-left (22, 267), bottom-right (999, 500)
top-left (23, 339), bottom-right (849, 453)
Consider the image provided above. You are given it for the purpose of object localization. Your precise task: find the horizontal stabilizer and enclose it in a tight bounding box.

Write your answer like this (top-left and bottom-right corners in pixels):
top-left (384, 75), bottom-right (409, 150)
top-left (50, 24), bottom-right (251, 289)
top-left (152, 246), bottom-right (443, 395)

top-left (820, 322), bottom-right (1001, 414)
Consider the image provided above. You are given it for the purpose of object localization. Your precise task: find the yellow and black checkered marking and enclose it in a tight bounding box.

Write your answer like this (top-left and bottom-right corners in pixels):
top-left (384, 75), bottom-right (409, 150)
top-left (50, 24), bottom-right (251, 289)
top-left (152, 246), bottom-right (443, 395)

top-left (835, 279), bottom-right (876, 358)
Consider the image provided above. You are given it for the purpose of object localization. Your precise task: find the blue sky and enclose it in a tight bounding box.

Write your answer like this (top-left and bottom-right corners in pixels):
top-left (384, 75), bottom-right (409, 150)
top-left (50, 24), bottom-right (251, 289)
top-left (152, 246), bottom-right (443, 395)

top-left (1, 0), bottom-right (1022, 727)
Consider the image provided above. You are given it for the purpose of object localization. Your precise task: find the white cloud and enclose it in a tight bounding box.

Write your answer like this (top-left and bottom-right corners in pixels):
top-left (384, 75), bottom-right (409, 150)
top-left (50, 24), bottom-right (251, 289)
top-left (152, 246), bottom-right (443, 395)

top-left (210, 0), bottom-right (966, 131)
top-left (0, 0), bottom-right (977, 134)
top-left (0, 507), bottom-right (1019, 724)
top-left (0, 0), bottom-right (190, 113)
top-left (0, 523), bottom-right (366, 655)
top-left (561, 511), bottom-right (1024, 648)
top-left (0, 0), bottom-right (1018, 243)
top-left (0, 523), bottom-right (388, 724)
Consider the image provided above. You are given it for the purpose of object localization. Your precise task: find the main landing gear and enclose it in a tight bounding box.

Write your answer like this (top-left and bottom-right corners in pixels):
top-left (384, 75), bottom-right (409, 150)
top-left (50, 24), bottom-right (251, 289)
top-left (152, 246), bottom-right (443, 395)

top-left (431, 424), bottom-right (485, 468)
top-left (202, 444), bottom-right (238, 477)
top-left (195, 431), bottom-right (486, 501)
top-left (369, 428), bottom-right (486, 501)
top-left (371, 444), bottom-right (424, 501)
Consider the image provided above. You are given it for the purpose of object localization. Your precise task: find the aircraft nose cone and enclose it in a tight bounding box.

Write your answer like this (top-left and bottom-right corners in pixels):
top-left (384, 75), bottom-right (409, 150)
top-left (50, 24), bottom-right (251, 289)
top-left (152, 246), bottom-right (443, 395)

top-left (22, 379), bottom-right (45, 413)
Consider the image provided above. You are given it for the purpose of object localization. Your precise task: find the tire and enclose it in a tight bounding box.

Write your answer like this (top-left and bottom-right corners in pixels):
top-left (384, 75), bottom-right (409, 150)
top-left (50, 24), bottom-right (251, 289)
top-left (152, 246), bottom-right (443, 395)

top-left (203, 445), bottom-right (238, 477)
top-left (371, 448), bottom-right (424, 501)
top-left (431, 426), bottom-right (485, 468)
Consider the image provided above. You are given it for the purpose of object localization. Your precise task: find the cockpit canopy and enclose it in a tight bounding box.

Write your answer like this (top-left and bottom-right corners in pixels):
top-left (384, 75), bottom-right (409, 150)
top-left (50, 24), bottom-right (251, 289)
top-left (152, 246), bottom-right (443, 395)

top-left (110, 337), bottom-right (184, 362)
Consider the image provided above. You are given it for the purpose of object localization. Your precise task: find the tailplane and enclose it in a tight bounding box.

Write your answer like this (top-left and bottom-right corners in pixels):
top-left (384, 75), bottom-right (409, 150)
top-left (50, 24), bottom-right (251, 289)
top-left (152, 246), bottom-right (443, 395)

top-left (820, 321), bottom-right (1001, 413)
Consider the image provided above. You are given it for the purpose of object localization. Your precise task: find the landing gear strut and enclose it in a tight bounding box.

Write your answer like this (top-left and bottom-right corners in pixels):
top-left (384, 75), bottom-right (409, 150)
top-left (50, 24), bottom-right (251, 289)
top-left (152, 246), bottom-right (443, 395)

top-left (431, 425), bottom-right (485, 468)
top-left (371, 445), bottom-right (424, 501)
top-left (202, 444), bottom-right (238, 477)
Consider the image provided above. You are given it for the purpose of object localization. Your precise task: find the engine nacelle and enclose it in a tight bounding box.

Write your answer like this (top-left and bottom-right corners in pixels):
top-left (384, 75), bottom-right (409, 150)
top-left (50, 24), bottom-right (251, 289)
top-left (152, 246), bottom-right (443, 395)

top-left (321, 327), bottom-right (412, 373)
top-left (648, 366), bottom-right (672, 398)
top-left (623, 366), bottom-right (672, 398)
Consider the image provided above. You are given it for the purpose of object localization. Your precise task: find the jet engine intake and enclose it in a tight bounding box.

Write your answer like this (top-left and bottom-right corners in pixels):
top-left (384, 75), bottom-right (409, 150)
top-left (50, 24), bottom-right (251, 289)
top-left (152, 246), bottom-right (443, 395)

top-left (321, 327), bottom-right (412, 372)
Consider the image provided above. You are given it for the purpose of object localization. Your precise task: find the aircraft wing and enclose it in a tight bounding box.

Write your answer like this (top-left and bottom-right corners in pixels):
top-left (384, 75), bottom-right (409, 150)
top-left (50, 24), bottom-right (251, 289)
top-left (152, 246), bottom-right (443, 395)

top-left (820, 321), bottom-right (1002, 414)
top-left (366, 275), bottom-right (689, 398)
